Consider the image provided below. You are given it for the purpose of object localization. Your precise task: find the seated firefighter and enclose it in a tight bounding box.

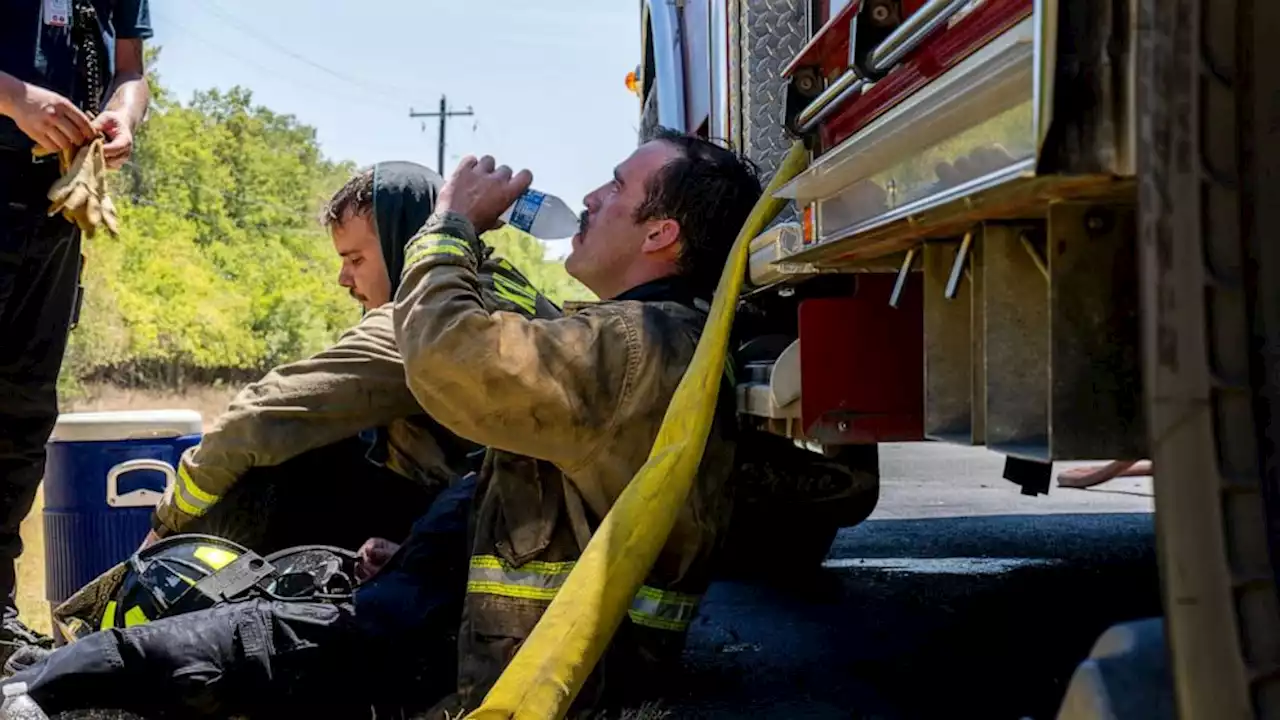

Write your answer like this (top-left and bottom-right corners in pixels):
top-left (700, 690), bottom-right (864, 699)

top-left (144, 160), bottom-right (561, 556)
top-left (1, 129), bottom-right (764, 719)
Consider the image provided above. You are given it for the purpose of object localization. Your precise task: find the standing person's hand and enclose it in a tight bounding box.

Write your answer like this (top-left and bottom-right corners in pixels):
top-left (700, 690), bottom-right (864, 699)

top-left (2, 83), bottom-right (95, 154)
top-left (90, 110), bottom-right (135, 169)
top-left (437, 155), bottom-right (533, 233)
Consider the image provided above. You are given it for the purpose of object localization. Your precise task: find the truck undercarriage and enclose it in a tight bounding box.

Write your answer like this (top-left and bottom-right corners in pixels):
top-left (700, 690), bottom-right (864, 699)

top-left (639, 0), bottom-right (1280, 715)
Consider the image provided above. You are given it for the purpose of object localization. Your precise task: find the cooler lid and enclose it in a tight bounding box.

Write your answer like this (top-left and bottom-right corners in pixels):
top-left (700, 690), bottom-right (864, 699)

top-left (50, 410), bottom-right (204, 443)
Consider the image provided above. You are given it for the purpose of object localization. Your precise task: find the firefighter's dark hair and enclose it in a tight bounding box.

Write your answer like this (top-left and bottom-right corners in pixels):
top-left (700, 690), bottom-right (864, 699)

top-left (634, 127), bottom-right (763, 295)
top-left (320, 167), bottom-right (375, 228)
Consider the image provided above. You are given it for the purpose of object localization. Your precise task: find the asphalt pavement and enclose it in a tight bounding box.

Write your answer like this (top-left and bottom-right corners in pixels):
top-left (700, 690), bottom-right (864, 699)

top-left (666, 443), bottom-right (1162, 719)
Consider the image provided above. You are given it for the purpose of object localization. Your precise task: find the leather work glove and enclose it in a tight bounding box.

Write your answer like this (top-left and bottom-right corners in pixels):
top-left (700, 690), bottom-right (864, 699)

top-left (33, 137), bottom-right (120, 238)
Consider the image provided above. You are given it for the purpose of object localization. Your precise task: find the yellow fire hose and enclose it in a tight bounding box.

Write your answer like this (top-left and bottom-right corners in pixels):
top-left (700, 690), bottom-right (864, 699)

top-left (465, 141), bottom-right (810, 720)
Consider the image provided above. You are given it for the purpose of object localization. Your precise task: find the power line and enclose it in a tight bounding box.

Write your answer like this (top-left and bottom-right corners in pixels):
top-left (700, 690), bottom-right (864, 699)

top-left (195, 0), bottom-right (417, 105)
top-left (153, 7), bottom-right (410, 115)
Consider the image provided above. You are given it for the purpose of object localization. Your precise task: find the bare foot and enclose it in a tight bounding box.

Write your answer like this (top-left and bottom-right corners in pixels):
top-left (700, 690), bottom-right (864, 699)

top-left (1057, 460), bottom-right (1153, 489)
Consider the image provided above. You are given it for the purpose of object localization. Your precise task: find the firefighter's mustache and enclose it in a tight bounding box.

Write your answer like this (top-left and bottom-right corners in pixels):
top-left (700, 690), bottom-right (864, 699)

top-left (578, 210), bottom-right (589, 236)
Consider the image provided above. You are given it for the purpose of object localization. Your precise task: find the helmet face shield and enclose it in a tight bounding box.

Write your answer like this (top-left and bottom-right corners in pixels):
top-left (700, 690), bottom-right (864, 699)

top-left (263, 546), bottom-right (358, 600)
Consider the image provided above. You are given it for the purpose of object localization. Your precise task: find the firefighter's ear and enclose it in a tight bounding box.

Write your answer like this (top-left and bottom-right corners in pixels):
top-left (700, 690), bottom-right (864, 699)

top-left (641, 217), bottom-right (680, 255)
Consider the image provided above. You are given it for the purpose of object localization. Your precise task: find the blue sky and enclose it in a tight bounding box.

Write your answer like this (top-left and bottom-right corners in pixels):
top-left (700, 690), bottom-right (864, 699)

top-left (147, 0), bottom-right (642, 254)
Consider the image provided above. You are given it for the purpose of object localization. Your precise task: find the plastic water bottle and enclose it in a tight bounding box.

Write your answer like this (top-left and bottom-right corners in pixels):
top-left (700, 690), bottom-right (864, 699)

top-left (499, 190), bottom-right (580, 240)
top-left (1, 683), bottom-right (48, 720)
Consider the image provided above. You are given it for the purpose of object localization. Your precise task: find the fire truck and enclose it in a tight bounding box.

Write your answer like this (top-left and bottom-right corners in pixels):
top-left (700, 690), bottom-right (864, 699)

top-left (636, 0), bottom-right (1279, 716)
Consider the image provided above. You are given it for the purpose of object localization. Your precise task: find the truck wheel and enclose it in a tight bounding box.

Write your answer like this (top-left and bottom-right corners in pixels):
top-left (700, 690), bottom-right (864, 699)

top-left (716, 440), bottom-right (880, 581)
top-left (1140, 0), bottom-right (1280, 714)
top-left (715, 518), bottom-right (841, 582)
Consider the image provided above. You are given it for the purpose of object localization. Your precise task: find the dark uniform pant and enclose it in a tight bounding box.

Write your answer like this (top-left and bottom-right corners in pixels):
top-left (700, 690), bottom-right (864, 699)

top-left (0, 150), bottom-right (82, 621)
top-left (5, 473), bottom-right (478, 718)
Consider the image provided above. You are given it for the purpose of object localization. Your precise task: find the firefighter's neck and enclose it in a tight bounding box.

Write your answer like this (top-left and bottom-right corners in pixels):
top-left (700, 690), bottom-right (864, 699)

top-left (600, 261), bottom-right (678, 301)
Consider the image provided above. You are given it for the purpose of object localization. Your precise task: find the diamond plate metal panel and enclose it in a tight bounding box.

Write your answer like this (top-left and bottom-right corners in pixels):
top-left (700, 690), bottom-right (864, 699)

top-left (740, 0), bottom-right (807, 176)
top-left (728, 0), bottom-right (744, 152)
top-left (740, 0), bottom-right (808, 220)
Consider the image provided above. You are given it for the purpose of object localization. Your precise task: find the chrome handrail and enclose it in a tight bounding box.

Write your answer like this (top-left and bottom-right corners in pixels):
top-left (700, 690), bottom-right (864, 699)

top-left (868, 0), bottom-right (974, 73)
top-left (794, 0), bottom-right (975, 134)
top-left (796, 71), bottom-right (866, 134)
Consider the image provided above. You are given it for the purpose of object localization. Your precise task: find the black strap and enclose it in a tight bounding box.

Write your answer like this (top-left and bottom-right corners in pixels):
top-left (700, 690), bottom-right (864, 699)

top-left (70, 0), bottom-right (107, 115)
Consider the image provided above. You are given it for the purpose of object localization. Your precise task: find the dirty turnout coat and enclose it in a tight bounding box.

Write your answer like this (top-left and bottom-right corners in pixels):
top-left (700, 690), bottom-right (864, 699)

top-left (393, 212), bottom-right (736, 716)
top-left (152, 250), bottom-right (562, 536)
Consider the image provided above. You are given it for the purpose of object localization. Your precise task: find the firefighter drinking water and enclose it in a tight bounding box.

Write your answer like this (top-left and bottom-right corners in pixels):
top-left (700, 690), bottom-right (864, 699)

top-left (137, 160), bottom-right (561, 556)
top-left (0, 129), bottom-right (762, 718)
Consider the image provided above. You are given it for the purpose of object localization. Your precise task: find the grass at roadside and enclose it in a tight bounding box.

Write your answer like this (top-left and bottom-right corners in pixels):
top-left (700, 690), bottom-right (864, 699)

top-left (15, 383), bottom-right (237, 634)
top-left (15, 489), bottom-right (48, 634)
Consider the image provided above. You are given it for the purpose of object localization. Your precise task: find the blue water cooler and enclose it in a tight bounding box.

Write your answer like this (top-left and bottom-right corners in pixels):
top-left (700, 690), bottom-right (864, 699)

top-left (43, 410), bottom-right (203, 612)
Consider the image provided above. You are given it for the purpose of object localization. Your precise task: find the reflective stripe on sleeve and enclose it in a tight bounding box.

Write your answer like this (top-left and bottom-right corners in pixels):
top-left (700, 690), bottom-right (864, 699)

top-left (172, 463), bottom-right (219, 518)
top-left (466, 554), bottom-right (700, 632)
top-left (626, 585), bottom-right (701, 632)
top-left (403, 233), bottom-right (472, 269)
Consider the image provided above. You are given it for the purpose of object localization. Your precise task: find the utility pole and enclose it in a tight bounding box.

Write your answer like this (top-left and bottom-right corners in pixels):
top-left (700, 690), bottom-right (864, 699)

top-left (409, 95), bottom-right (475, 175)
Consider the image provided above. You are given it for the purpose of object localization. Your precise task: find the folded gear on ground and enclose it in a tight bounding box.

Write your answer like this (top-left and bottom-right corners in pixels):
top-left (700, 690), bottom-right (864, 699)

top-left (51, 534), bottom-right (359, 644)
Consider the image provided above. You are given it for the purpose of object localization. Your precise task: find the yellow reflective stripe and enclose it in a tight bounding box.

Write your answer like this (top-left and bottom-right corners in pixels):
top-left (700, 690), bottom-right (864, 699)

top-left (633, 585), bottom-right (700, 606)
top-left (466, 555), bottom-right (699, 631)
top-left (493, 272), bottom-right (537, 301)
top-left (101, 600), bottom-right (117, 630)
top-left (626, 611), bottom-right (688, 632)
top-left (492, 275), bottom-right (537, 314)
top-left (124, 605), bottom-right (149, 628)
top-left (173, 464), bottom-right (218, 518)
top-left (406, 243), bottom-right (466, 264)
top-left (404, 233), bottom-right (472, 268)
top-left (469, 555), bottom-right (575, 576)
top-left (171, 490), bottom-right (204, 518)
top-left (467, 555), bottom-right (575, 601)
top-left (194, 545), bottom-right (237, 570)
top-left (178, 465), bottom-right (217, 504)
top-left (466, 580), bottom-right (560, 602)
top-left (627, 586), bottom-right (700, 632)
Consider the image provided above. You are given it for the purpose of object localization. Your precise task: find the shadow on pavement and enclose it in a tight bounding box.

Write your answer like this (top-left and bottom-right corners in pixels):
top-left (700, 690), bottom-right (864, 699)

top-left (670, 513), bottom-right (1161, 719)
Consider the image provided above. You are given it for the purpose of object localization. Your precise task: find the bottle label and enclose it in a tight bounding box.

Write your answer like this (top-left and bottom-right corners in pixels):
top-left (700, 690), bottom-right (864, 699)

top-left (508, 191), bottom-right (545, 233)
top-left (43, 0), bottom-right (70, 27)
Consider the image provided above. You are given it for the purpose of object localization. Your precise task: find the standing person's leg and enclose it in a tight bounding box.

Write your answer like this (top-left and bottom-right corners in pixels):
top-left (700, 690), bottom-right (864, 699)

top-left (0, 152), bottom-right (82, 657)
top-left (1057, 459), bottom-right (1154, 488)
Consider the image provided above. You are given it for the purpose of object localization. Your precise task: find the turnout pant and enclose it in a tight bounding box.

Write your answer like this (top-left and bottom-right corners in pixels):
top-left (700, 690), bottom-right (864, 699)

top-left (6, 473), bottom-right (478, 717)
top-left (0, 150), bottom-right (82, 621)
top-left (182, 436), bottom-right (438, 555)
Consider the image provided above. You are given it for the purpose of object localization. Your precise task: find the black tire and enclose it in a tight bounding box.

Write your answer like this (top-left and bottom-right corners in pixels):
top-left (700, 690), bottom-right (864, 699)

top-left (715, 517), bottom-right (841, 582)
top-left (715, 440), bottom-right (880, 581)
top-left (1139, 0), bottom-right (1280, 715)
